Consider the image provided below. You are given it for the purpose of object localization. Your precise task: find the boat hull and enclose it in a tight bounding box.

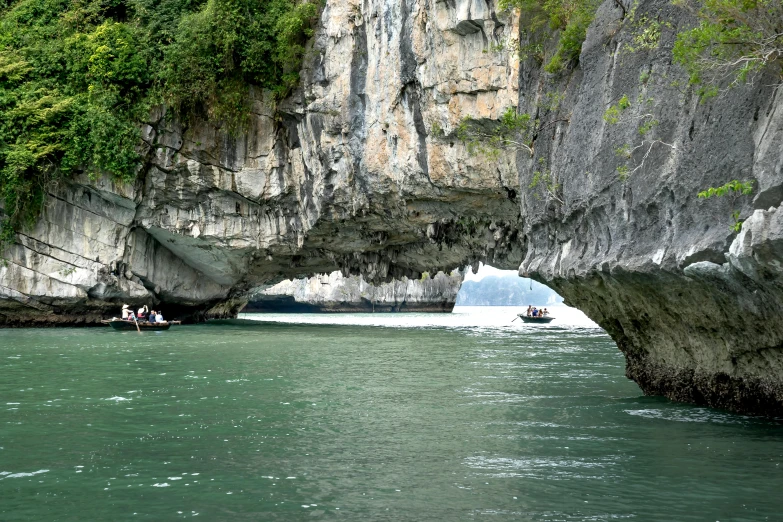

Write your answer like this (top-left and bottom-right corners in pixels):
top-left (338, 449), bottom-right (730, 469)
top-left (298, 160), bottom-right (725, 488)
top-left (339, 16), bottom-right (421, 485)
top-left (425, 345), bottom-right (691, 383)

top-left (518, 315), bottom-right (555, 324)
top-left (108, 320), bottom-right (171, 331)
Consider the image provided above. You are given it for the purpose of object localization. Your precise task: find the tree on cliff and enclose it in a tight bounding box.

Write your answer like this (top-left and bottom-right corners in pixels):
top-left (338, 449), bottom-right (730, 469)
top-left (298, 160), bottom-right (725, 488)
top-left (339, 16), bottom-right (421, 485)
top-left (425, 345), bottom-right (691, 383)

top-left (0, 0), bottom-right (320, 246)
top-left (452, 106), bottom-right (567, 206)
top-left (499, 0), bottom-right (602, 73)
top-left (673, 0), bottom-right (783, 95)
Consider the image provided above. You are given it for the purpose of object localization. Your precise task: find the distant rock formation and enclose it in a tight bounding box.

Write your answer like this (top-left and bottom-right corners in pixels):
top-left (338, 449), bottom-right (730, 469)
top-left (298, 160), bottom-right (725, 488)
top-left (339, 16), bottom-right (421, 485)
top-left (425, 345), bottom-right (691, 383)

top-left (243, 271), bottom-right (463, 313)
top-left (456, 275), bottom-right (563, 306)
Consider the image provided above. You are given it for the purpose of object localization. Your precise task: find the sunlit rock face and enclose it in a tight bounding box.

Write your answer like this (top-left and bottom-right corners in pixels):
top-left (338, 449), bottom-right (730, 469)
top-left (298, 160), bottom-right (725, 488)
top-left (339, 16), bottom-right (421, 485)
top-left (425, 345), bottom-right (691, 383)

top-left (0, 0), bottom-right (523, 325)
top-left (244, 270), bottom-right (463, 313)
top-left (517, 0), bottom-right (783, 415)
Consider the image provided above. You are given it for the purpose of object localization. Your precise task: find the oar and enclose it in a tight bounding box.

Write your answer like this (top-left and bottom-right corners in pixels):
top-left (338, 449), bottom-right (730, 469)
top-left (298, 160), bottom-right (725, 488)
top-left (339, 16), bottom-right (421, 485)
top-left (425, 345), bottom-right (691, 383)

top-left (511, 316), bottom-right (520, 322)
top-left (132, 314), bottom-right (141, 333)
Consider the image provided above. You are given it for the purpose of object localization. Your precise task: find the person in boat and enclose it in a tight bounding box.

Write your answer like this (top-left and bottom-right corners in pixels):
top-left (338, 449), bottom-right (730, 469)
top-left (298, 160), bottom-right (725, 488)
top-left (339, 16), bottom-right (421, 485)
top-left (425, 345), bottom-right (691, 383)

top-left (532, 307), bottom-right (538, 317)
top-left (137, 305), bottom-right (149, 322)
top-left (121, 304), bottom-right (130, 320)
top-left (542, 308), bottom-right (549, 316)
top-left (148, 310), bottom-right (157, 323)
top-left (155, 311), bottom-right (164, 323)
top-left (526, 305), bottom-right (532, 317)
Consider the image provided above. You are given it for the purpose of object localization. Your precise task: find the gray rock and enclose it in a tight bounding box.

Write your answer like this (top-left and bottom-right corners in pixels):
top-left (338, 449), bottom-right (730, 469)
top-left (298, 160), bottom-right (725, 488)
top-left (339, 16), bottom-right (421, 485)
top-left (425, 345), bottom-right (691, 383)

top-left (244, 270), bottom-right (463, 312)
top-left (518, 0), bottom-right (783, 415)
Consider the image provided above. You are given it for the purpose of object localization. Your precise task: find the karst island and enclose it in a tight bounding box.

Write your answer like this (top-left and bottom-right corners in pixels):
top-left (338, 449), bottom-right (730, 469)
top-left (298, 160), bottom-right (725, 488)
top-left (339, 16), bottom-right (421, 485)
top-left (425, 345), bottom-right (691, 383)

top-left (1, 0), bottom-right (781, 519)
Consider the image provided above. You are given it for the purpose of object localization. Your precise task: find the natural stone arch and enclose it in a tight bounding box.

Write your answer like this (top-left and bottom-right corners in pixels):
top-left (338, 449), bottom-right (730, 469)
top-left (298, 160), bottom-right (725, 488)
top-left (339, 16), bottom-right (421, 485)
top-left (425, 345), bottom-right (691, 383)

top-left (2, 0), bottom-right (783, 416)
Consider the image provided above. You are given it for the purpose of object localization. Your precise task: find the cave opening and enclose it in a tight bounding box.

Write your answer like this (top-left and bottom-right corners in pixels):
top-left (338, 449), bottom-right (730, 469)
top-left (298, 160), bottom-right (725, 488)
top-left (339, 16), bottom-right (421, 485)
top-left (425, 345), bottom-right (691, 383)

top-left (238, 262), bottom-right (599, 323)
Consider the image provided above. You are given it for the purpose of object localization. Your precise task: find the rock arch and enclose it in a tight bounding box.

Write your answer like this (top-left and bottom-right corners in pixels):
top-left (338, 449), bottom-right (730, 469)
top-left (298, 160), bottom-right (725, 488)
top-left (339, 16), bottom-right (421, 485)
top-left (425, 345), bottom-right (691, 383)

top-left (2, 0), bottom-right (782, 415)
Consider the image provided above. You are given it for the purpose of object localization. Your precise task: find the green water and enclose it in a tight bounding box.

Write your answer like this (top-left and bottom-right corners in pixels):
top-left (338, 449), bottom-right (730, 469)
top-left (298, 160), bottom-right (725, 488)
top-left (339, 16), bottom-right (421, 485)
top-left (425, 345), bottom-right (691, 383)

top-left (1, 309), bottom-right (782, 521)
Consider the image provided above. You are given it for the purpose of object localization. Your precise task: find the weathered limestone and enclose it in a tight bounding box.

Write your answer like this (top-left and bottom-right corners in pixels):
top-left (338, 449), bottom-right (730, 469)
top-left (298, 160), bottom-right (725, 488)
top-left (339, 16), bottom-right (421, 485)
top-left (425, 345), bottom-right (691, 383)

top-left (244, 270), bottom-right (463, 313)
top-left (1, 0), bottom-right (522, 325)
top-left (518, 0), bottom-right (783, 415)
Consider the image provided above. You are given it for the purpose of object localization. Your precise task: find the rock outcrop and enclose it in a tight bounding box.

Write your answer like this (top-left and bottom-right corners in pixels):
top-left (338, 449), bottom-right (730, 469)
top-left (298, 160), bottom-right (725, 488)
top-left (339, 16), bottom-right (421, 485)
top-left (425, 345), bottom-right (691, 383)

top-left (515, 0), bottom-right (783, 416)
top-left (1, 0), bottom-right (782, 415)
top-left (1, 0), bottom-right (522, 325)
top-left (244, 270), bottom-right (462, 313)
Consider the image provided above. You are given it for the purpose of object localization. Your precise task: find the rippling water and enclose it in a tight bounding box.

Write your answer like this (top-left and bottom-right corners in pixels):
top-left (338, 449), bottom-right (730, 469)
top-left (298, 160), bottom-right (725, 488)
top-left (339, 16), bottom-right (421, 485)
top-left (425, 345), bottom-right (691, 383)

top-left (1, 306), bottom-right (781, 521)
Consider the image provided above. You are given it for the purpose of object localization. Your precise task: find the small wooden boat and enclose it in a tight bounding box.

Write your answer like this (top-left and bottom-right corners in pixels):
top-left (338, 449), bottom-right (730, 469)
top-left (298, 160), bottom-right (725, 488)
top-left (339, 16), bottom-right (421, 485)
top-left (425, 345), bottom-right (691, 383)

top-left (104, 319), bottom-right (174, 331)
top-left (518, 314), bottom-right (555, 324)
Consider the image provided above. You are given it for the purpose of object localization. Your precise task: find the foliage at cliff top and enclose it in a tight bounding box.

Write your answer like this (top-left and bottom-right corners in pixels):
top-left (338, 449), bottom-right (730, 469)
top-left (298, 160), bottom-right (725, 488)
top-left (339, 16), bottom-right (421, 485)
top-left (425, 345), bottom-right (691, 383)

top-left (0, 0), bottom-right (318, 242)
top-left (673, 0), bottom-right (783, 95)
top-left (500, 0), bottom-right (601, 73)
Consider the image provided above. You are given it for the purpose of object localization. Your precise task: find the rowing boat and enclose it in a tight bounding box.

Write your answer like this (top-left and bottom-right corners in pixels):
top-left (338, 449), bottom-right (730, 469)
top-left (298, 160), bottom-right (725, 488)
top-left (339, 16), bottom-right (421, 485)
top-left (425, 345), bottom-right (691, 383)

top-left (103, 319), bottom-right (177, 331)
top-left (518, 315), bottom-right (555, 324)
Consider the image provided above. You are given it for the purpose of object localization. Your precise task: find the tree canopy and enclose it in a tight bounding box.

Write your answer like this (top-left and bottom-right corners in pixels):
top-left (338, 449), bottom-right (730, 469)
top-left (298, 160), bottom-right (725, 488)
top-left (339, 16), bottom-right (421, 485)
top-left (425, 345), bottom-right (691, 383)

top-left (0, 0), bottom-right (318, 241)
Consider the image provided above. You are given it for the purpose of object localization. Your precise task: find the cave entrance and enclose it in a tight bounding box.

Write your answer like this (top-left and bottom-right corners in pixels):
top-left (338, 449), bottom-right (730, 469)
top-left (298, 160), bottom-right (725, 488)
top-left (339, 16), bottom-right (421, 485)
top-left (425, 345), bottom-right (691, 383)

top-left (238, 263), bottom-right (599, 327)
top-left (452, 263), bottom-right (599, 327)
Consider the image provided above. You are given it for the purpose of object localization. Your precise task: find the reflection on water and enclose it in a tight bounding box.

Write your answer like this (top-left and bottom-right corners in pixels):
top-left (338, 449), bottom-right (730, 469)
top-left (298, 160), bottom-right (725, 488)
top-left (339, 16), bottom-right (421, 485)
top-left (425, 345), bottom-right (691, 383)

top-left (1, 307), bottom-right (781, 521)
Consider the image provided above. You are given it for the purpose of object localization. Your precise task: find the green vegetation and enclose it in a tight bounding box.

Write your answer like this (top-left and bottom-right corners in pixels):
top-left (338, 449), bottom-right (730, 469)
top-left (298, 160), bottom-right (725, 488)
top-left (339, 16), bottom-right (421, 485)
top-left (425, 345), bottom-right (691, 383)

top-left (456, 107), bottom-right (536, 159)
top-left (529, 160), bottom-right (564, 204)
top-left (0, 0), bottom-right (319, 243)
top-left (163, 0), bottom-right (318, 126)
top-left (499, 0), bottom-right (601, 73)
top-left (453, 92), bottom-right (570, 158)
top-left (698, 180), bottom-right (754, 232)
top-left (627, 17), bottom-right (664, 52)
top-left (603, 95), bottom-right (632, 124)
top-left (697, 179), bottom-right (754, 199)
top-left (673, 0), bottom-right (783, 95)
top-left (622, 6), bottom-right (673, 55)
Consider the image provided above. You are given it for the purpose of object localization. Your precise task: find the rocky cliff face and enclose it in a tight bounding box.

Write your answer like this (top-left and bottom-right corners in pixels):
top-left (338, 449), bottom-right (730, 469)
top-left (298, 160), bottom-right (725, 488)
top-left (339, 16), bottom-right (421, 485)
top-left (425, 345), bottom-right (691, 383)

top-left (516, 0), bottom-right (783, 416)
top-left (244, 270), bottom-right (462, 312)
top-left (1, 0), bottom-right (781, 414)
top-left (0, 0), bottom-right (522, 325)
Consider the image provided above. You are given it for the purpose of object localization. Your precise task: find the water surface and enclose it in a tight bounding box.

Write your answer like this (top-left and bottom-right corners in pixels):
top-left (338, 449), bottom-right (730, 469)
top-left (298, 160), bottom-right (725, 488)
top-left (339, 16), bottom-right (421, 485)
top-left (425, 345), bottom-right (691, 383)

top-left (1, 306), bottom-right (781, 520)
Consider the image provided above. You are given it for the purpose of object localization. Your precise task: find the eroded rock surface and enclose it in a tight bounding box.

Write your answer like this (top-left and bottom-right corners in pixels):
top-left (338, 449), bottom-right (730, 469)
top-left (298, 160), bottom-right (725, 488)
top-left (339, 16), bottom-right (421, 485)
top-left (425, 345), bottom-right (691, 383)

top-left (518, 0), bottom-right (783, 415)
top-left (244, 270), bottom-right (462, 313)
top-left (1, 0), bottom-right (522, 325)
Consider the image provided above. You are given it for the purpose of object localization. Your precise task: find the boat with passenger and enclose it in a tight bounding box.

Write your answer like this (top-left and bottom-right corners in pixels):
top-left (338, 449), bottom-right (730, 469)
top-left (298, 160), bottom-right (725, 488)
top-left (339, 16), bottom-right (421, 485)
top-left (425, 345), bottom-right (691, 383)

top-left (518, 314), bottom-right (555, 324)
top-left (105, 319), bottom-right (174, 331)
top-left (102, 304), bottom-right (180, 331)
top-left (517, 305), bottom-right (555, 324)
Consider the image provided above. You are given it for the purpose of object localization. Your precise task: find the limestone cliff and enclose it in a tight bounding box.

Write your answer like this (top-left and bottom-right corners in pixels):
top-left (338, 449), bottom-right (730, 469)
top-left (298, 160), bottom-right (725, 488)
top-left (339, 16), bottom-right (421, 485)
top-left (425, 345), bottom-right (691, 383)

top-left (0, 0), bottom-right (522, 326)
top-left (243, 270), bottom-right (462, 312)
top-left (517, 0), bottom-right (783, 416)
top-left (1, 0), bottom-right (782, 415)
